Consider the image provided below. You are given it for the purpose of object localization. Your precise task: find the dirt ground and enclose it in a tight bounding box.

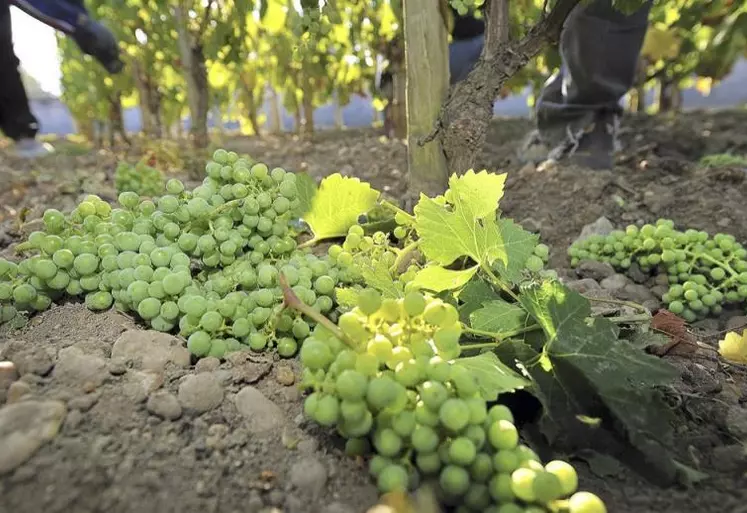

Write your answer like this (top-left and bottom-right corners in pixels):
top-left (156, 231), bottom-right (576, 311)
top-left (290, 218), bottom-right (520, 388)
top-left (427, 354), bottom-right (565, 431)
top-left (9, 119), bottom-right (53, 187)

top-left (2, 109), bottom-right (747, 513)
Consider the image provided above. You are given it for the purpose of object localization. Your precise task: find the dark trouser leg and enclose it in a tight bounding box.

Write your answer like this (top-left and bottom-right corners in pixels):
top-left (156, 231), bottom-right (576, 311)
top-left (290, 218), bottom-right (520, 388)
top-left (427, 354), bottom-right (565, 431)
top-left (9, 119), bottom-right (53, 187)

top-left (535, 0), bottom-right (652, 151)
top-left (449, 35), bottom-right (485, 85)
top-left (0, 1), bottom-right (38, 141)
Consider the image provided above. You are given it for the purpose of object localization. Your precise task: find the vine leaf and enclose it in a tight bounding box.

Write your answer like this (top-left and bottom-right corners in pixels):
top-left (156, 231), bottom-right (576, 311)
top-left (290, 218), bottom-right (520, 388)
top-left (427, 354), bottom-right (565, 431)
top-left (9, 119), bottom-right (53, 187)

top-left (493, 219), bottom-right (538, 284)
top-left (414, 171), bottom-right (508, 268)
top-left (457, 352), bottom-right (530, 400)
top-left (334, 287), bottom-right (359, 309)
top-left (518, 279), bottom-right (680, 485)
top-left (457, 277), bottom-right (500, 322)
top-left (412, 265), bottom-right (478, 293)
top-left (301, 174), bottom-right (380, 242)
top-left (469, 299), bottom-right (530, 337)
top-left (360, 258), bottom-right (403, 299)
top-left (293, 172), bottom-right (317, 218)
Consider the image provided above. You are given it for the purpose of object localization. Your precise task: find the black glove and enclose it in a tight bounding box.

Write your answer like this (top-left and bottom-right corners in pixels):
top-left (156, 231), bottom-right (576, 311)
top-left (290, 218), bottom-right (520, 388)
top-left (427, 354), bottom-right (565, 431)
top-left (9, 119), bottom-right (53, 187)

top-left (72, 18), bottom-right (124, 74)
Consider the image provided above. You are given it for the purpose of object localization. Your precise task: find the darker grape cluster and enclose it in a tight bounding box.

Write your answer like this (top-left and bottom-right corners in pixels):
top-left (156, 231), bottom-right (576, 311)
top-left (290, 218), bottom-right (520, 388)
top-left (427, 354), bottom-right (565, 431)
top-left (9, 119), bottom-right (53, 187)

top-left (569, 219), bottom-right (747, 322)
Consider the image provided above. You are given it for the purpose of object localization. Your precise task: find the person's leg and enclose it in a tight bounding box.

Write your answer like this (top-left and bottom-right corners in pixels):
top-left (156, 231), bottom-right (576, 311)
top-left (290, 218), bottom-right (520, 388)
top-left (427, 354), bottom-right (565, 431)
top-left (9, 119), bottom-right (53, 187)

top-left (526, 0), bottom-right (652, 168)
top-left (11, 0), bottom-right (123, 73)
top-left (449, 34), bottom-right (484, 85)
top-left (0, 1), bottom-right (52, 157)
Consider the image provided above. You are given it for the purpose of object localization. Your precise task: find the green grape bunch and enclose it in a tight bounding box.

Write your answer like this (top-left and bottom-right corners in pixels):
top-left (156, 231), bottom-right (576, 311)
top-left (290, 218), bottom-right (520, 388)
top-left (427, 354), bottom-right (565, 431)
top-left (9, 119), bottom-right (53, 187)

top-left (114, 161), bottom-right (165, 196)
top-left (297, 288), bottom-right (606, 513)
top-left (449, 0), bottom-right (486, 17)
top-left (0, 149), bottom-right (349, 360)
top-left (569, 218), bottom-right (747, 322)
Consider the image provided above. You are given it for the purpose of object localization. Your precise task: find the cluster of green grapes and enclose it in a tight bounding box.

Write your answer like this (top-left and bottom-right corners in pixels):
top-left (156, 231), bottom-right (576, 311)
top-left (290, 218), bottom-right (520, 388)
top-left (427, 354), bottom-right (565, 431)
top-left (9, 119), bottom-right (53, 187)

top-left (0, 150), bottom-right (346, 358)
top-left (114, 161), bottom-right (165, 196)
top-left (298, 289), bottom-right (605, 513)
top-left (449, 0), bottom-right (485, 16)
top-left (326, 222), bottom-right (420, 292)
top-left (569, 219), bottom-right (747, 322)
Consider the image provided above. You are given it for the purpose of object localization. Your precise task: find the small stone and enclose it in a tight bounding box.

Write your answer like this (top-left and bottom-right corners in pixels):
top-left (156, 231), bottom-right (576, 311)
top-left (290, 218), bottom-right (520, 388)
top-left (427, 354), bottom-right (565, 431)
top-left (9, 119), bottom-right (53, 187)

top-left (178, 373), bottom-right (224, 413)
top-left (285, 495), bottom-right (305, 513)
top-left (726, 316), bottom-right (747, 333)
top-left (246, 491), bottom-right (264, 513)
top-left (275, 365), bottom-right (295, 386)
top-left (11, 347), bottom-right (54, 377)
top-left (650, 285), bottom-right (669, 299)
top-left (725, 406), bottom-right (747, 439)
top-left (122, 370), bottom-right (164, 404)
top-left (710, 445), bottom-right (747, 473)
top-left (576, 261), bottom-right (615, 281)
top-left (627, 263), bottom-right (649, 284)
top-left (297, 438), bottom-right (319, 454)
top-left (54, 347), bottom-right (108, 388)
top-left (63, 408), bottom-right (84, 431)
top-left (654, 274), bottom-right (670, 287)
top-left (0, 400), bottom-right (67, 475)
top-left (108, 357), bottom-right (128, 376)
top-left (205, 423), bottom-right (230, 450)
top-left (322, 503), bottom-right (355, 513)
top-left (643, 299), bottom-right (661, 312)
top-left (692, 319), bottom-right (720, 333)
top-left (565, 278), bottom-right (602, 293)
top-left (288, 457), bottom-right (327, 499)
top-left (600, 273), bottom-right (629, 291)
top-left (6, 381), bottom-right (31, 404)
top-left (519, 217), bottom-right (542, 234)
top-left (146, 391), bottom-right (182, 420)
top-left (68, 392), bottom-right (100, 412)
top-left (233, 361), bottom-right (273, 384)
top-left (111, 330), bottom-right (191, 372)
top-left (0, 361), bottom-right (19, 390)
top-left (234, 386), bottom-right (285, 433)
top-left (574, 216), bottom-right (614, 245)
top-left (195, 357), bottom-right (221, 373)
top-left (619, 283), bottom-right (657, 305)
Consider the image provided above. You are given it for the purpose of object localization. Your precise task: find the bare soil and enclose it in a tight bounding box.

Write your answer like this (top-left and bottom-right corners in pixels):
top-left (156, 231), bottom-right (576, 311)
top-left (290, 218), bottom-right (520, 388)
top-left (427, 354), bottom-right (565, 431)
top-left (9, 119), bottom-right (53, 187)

top-left (2, 109), bottom-right (747, 513)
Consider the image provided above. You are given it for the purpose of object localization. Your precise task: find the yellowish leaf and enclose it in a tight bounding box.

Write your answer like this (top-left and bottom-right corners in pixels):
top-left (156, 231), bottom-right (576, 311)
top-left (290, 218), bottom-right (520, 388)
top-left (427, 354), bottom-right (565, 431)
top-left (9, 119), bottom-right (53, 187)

top-left (719, 330), bottom-right (747, 365)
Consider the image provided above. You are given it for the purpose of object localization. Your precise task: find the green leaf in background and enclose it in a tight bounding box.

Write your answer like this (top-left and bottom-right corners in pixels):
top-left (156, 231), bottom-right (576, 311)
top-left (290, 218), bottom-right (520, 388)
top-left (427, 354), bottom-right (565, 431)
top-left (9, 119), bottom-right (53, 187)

top-left (414, 171), bottom-right (507, 269)
top-left (302, 173), bottom-right (380, 243)
top-left (293, 172), bottom-right (317, 218)
top-left (493, 218), bottom-right (539, 284)
top-left (457, 352), bottom-right (530, 401)
top-left (412, 265), bottom-right (478, 293)
top-left (469, 299), bottom-right (531, 338)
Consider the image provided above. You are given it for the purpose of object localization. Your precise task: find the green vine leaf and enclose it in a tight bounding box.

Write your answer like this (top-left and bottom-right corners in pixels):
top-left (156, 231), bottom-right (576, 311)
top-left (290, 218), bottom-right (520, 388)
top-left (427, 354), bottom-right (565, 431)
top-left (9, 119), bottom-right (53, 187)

top-left (493, 219), bottom-right (538, 284)
top-left (412, 265), bottom-right (478, 293)
top-left (293, 172), bottom-right (317, 218)
top-left (360, 258), bottom-right (403, 299)
top-left (518, 279), bottom-right (680, 485)
top-left (413, 171), bottom-right (508, 269)
top-left (302, 173), bottom-right (380, 242)
top-left (457, 352), bottom-right (530, 401)
top-left (457, 278), bottom-right (500, 322)
top-left (334, 287), bottom-right (359, 309)
top-left (469, 299), bottom-right (530, 337)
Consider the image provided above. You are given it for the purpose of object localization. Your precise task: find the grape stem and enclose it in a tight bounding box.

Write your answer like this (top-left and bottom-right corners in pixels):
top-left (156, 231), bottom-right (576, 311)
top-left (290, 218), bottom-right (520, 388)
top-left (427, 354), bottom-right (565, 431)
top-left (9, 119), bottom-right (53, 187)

top-left (278, 273), bottom-right (357, 349)
top-left (297, 237), bottom-right (321, 249)
top-left (390, 240), bottom-right (420, 273)
top-left (581, 295), bottom-right (650, 315)
top-left (462, 312), bottom-right (650, 343)
top-left (685, 249), bottom-right (739, 278)
top-left (380, 199), bottom-right (416, 224)
top-left (480, 263), bottom-right (520, 302)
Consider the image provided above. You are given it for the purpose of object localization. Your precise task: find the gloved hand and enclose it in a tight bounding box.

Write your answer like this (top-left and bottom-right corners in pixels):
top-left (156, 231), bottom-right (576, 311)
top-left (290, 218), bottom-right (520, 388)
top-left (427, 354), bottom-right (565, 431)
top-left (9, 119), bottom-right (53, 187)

top-left (72, 18), bottom-right (123, 74)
